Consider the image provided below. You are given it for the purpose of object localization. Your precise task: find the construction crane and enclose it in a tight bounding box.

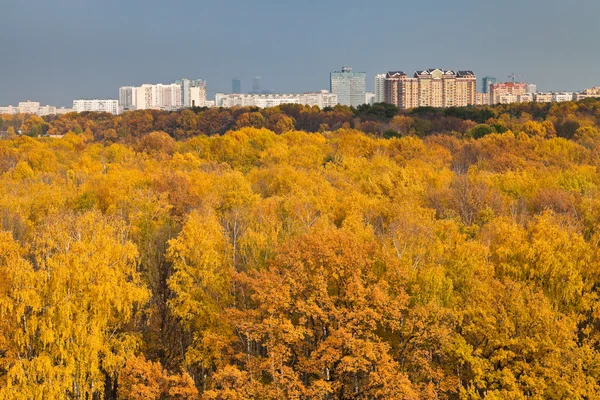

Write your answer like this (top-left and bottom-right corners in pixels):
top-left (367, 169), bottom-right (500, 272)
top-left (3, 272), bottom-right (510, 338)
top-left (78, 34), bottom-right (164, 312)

top-left (508, 73), bottom-right (523, 83)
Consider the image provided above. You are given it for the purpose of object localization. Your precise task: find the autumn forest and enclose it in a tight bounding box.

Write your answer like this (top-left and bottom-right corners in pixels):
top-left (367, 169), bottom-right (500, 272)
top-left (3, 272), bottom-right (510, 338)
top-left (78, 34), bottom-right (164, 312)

top-left (3, 100), bottom-right (600, 399)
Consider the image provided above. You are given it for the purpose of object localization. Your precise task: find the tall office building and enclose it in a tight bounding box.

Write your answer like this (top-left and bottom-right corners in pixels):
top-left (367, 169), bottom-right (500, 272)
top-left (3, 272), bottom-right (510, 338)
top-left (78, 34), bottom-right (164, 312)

top-left (490, 82), bottom-right (527, 104)
top-left (232, 77), bottom-right (241, 94)
top-left (119, 86), bottom-right (135, 110)
top-left (252, 76), bottom-right (261, 93)
top-left (330, 66), bottom-right (367, 107)
top-left (375, 73), bottom-right (386, 104)
top-left (176, 79), bottom-right (207, 107)
top-left (482, 76), bottom-right (497, 94)
top-left (384, 69), bottom-right (476, 109)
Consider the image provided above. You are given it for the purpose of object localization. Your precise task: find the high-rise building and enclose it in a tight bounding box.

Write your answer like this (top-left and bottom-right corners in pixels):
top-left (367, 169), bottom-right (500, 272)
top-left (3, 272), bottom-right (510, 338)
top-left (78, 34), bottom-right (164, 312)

top-left (176, 79), bottom-right (207, 107)
top-left (73, 99), bottom-right (120, 115)
top-left (526, 84), bottom-right (537, 94)
top-left (482, 76), bottom-right (496, 94)
top-left (119, 86), bottom-right (135, 110)
top-left (330, 66), bottom-right (367, 107)
top-left (384, 69), bottom-right (476, 109)
top-left (252, 76), bottom-right (261, 93)
top-left (232, 77), bottom-right (241, 94)
top-left (375, 73), bottom-right (386, 104)
top-left (490, 82), bottom-right (527, 104)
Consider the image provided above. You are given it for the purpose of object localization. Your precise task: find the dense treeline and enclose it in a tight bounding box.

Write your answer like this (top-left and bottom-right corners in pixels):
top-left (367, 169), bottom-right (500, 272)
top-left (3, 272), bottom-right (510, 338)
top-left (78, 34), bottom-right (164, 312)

top-left (2, 101), bottom-right (600, 398)
top-left (1, 97), bottom-right (599, 142)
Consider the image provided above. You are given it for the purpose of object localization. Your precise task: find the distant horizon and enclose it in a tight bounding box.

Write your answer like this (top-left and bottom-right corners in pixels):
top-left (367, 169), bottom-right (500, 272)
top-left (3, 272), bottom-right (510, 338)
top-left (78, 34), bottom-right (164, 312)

top-left (3, 0), bottom-right (600, 106)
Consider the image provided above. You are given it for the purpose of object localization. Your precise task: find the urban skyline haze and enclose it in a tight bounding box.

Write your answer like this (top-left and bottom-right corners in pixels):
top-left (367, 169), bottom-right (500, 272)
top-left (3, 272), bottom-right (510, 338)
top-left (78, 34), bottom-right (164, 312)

top-left (2, 0), bottom-right (599, 106)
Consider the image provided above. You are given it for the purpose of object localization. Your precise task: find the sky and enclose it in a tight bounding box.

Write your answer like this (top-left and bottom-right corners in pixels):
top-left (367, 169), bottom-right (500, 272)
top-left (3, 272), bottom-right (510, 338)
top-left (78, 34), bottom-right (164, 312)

top-left (1, 0), bottom-right (599, 106)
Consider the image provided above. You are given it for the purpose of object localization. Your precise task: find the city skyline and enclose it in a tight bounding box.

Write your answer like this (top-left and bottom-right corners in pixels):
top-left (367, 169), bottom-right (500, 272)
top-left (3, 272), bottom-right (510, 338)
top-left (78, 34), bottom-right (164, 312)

top-left (2, 0), bottom-right (600, 106)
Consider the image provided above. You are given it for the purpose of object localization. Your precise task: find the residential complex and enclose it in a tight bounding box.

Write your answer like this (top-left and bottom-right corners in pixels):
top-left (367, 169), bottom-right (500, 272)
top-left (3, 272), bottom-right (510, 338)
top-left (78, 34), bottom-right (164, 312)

top-left (0, 101), bottom-right (73, 115)
top-left (73, 99), bottom-right (120, 115)
top-left (384, 69), bottom-right (476, 109)
top-left (119, 78), bottom-right (207, 111)
top-left (215, 91), bottom-right (338, 109)
top-left (330, 66), bottom-right (367, 107)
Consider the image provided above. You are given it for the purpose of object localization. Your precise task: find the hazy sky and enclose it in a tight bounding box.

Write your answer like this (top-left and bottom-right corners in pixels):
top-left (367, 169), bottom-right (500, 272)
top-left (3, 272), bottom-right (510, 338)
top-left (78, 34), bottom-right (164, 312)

top-left (1, 0), bottom-right (599, 106)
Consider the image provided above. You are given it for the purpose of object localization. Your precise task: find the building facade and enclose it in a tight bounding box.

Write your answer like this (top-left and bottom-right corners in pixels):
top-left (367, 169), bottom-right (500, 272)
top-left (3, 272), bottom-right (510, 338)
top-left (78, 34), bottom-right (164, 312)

top-left (215, 91), bottom-right (338, 109)
top-left (73, 99), bottom-right (120, 115)
top-left (330, 66), bottom-right (367, 107)
top-left (375, 73), bottom-right (386, 104)
top-left (490, 82), bottom-right (527, 104)
top-left (384, 69), bottom-right (476, 109)
top-left (119, 86), bottom-right (135, 110)
top-left (482, 76), bottom-right (497, 94)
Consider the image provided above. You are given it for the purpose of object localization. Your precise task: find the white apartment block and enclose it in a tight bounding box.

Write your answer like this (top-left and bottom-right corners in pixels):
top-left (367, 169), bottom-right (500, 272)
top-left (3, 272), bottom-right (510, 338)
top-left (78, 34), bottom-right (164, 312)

top-left (38, 105), bottom-right (57, 116)
top-left (0, 106), bottom-right (17, 114)
top-left (552, 92), bottom-right (574, 102)
top-left (133, 84), bottom-right (182, 111)
top-left (190, 85), bottom-right (207, 107)
top-left (375, 73), bottom-right (386, 104)
top-left (215, 91), bottom-right (338, 109)
top-left (18, 101), bottom-right (40, 114)
top-left (73, 99), bottom-right (120, 115)
top-left (534, 93), bottom-right (554, 103)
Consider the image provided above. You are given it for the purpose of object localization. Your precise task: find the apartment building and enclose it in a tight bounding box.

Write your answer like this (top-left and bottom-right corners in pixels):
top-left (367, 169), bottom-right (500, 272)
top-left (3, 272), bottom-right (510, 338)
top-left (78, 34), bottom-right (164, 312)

top-left (215, 91), bottom-right (338, 109)
top-left (73, 99), bottom-right (120, 115)
top-left (384, 69), bottom-right (476, 109)
top-left (132, 84), bottom-right (182, 111)
top-left (490, 83), bottom-right (527, 104)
